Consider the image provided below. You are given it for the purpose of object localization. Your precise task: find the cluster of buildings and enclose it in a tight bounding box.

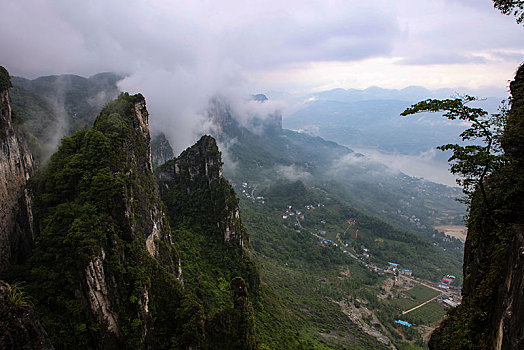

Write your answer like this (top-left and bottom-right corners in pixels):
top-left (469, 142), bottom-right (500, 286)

top-left (437, 275), bottom-right (456, 289)
top-left (436, 294), bottom-right (460, 308)
top-left (240, 182), bottom-right (265, 204)
top-left (282, 203), bottom-right (324, 221)
top-left (381, 262), bottom-right (412, 276)
top-left (319, 238), bottom-right (338, 247)
top-left (282, 205), bottom-right (304, 220)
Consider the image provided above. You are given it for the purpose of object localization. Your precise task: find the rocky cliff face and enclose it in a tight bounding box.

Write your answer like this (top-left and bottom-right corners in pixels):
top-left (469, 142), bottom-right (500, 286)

top-left (155, 135), bottom-right (259, 349)
top-left (156, 135), bottom-right (246, 246)
top-left (429, 64), bottom-right (524, 349)
top-left (0, 281), bottom-right (53, 350)
top-left (0, 67), bottom-right (34, 272)
top-left (150, 132), bottom-right (174, 168)
top-left (28, 93), bottom-right (199, 349)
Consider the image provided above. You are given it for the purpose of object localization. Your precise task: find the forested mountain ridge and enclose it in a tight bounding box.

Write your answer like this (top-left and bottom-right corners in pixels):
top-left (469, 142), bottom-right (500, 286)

top-left (9, 72), bottom-right (122, 161)
top-left (207, 95), bottom-right (465, 242)
top-left (0, 85), bottom-right (259, 349)
top-left (156, 136), bottom-right (259, 348)
top-left (26, 92), bottom-right (189, 348)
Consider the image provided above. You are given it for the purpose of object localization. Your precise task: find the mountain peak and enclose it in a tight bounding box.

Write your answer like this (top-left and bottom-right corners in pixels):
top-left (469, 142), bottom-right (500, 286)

top-left (156, 135), bottom-right (247, 246)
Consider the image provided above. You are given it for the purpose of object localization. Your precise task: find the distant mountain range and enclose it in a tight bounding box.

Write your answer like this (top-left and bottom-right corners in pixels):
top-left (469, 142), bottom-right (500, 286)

top-left (284, 86), bottom-right (503, 157)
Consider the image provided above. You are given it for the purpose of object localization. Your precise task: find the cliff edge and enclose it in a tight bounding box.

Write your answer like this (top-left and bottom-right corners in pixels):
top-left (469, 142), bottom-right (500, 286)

top-left (0, 66), bottom-right (34, 271)
top-left (429, 64), bottom-right (524, 349)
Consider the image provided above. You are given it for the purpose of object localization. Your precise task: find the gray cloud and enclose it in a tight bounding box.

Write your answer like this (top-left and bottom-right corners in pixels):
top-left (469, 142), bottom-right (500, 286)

top-left (491, 51), bottom-right (524, 62)
top-left (0, 0), bottom-right (522, 154)
top-left (276, 165), bottom-right (312, 181)
top-left (399, 53), bottom-right (488, 66)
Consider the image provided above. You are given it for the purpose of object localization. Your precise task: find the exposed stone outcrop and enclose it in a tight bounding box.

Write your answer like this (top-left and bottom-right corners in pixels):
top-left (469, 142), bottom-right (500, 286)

top-left (84, 249), bottom-right (120, 336)
top-left (156, 135), bottom-right (246, 246)
top-left (151, 132), bottom-right (174, 169)
top-left (0, 280), bottom-right (53, 350)
top-left (0, 66), bottom-right (34, 272)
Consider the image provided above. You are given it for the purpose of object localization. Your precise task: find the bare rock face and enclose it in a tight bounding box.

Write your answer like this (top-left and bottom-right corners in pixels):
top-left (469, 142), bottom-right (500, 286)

top-left (0, 67), bottom-right (34, 272)
top-left (0, 280), bottom-right (53, 350)
top-left (84, 249), bottom-right (120, 337)
top-left (150, 132), bottom-right (174, 169)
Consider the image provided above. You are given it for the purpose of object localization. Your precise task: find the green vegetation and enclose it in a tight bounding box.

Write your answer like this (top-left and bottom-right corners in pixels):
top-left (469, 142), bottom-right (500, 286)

top-left (389, 285), bottom-right (440, 311)
top-left (2, 93), bottom-right (210, 349)
top-left (404, 301), bottom-right (446, 326)
top-left (237, 179), bottom-right (458, 349)
top-left (0, 66), bottom-right (12, 91)
top-left (414, 64), bottom-right (524, 349)
top-left (206, 97), bottom-right (466, 347)
top-left (1, 72), bottom-right (469, 348)
top-left (402, 95), bottom-right (507, 203)
top-left (493, 0), bottom-right (524, 24)
top-left (259, 180), bottom-right (462, 282)
top-left (8, 72), bottom-right (121, 161)
top-left (156, 136), bottom-right (259, 348)
top-left (6, 282), bottom-right (32, 309)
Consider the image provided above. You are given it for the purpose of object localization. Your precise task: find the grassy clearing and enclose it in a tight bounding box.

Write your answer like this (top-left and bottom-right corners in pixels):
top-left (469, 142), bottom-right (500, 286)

top-left (390, 285), bottom-right (440, 311)
top-left (404, 301), bottom-right (447, 326)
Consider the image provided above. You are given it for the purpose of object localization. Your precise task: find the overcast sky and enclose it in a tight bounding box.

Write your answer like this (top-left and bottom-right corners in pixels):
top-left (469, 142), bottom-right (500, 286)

top-left (1, 0), bottom-right (523, 153)
top-left (2, 0), bottom-right (522, 91)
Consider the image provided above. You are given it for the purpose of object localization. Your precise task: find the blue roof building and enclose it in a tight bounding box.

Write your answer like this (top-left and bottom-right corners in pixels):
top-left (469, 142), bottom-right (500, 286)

top-left (395, 320), bottom-right (412, 327)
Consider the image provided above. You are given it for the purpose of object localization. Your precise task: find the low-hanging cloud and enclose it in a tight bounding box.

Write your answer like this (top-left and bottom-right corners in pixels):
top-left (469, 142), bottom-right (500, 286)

top-left (332, 147), bottom-right (458, 187)
top-left (276, 165), bottom-right (312, 181)
top-left (0, 0), bottom-right (404, 154)
top-left (1, 0), bottom-right (523, 155)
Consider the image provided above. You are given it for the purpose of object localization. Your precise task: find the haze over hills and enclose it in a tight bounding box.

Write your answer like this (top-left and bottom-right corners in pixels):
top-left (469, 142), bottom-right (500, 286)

top-left (283, 86), bottom-right (504, 186)
top-left (1, 55), bottom-right (522, 348)
top-left (1, 1), bottom-right (523, 348)
top-left (0, 69), bottom-right (468, 349)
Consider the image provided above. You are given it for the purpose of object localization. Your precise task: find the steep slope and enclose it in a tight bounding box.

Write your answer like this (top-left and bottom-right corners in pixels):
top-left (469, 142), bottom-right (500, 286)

top-left (26, 93), bottom-right (198, 349)
top-left (0, 281), bottom-right (53, 350)
top-left (156, 135), bottom-right (258, 349)
top-left (0, 66), bottom-right (34, 271)
top-left (429, 64), bottom-right (524, 349)
top-left (157, 135), bottom-right (248, 246)
top-left (207, 96), bottom-right (464, 247)
top-left (151, 132), bottom-right (174, 169)
top-left (9, 72), bottom-right (122, 161)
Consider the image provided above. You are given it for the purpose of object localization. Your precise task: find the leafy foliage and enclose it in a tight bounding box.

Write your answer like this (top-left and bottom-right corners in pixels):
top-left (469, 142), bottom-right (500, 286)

top-left (6, 282), bottom-right (32, 309)
top-left (426, 65), bottom-right (524, 349)
top-left (493, 0), bottom-right (524, 24)
top-left (402, 96), bottom-right (507, 204)
top-left (156, 135), bottom-right (259, 348)
top-left (0, 66), bottom-right (12, 91)
top-left (19, 93), bottom-right (203, 349)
